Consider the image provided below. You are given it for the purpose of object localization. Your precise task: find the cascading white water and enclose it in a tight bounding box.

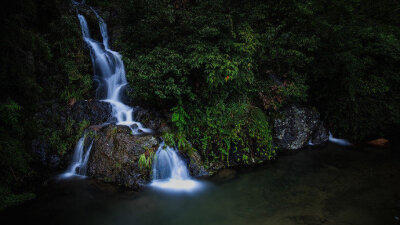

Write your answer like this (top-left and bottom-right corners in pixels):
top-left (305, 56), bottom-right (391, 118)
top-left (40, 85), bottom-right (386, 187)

top-left (78, 11), bottom-right (151, 134)
top-left (150, 143), bottom-right (202, 191)
top-left (91, 8), bottom-right (109, 50)
top-left (61, 135), bottom-right (93, 178)
top-left (61, 8), bottom-right (150, 178)
top-left (329, 132), bottom-right (352, 146)
top-left (152, 143), bottom-right (191, 180)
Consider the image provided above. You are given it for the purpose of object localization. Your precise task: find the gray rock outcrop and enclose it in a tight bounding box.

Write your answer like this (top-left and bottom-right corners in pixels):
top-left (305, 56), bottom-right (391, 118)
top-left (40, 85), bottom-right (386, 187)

top-left (87, 124), bottom-right (160, 189)
top-left (274, 105), bottom-right (328, 150)
top-left (71, 100), bottom-right (111, 124)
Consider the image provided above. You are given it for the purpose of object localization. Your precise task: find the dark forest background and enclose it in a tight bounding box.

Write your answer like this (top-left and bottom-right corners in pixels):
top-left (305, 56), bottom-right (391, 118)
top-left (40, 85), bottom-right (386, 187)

top-left (0, 0), bottom-right (399, 209)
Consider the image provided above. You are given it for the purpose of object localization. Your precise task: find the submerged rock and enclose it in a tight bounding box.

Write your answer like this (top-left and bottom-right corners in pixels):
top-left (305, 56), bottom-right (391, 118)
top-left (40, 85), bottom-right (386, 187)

top-left (211, 168), bottom-right (237, 182)
top-left (274, 105), bottom-right (327, 150)
top-left (87, 124), bottom-right (160, 189)
top-left (71, 100), bottom-right (111, 125)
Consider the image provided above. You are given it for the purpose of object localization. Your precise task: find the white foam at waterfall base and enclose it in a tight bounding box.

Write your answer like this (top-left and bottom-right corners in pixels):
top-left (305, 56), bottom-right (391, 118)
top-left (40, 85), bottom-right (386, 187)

top-left (150, 143), bottom-right (203, 192)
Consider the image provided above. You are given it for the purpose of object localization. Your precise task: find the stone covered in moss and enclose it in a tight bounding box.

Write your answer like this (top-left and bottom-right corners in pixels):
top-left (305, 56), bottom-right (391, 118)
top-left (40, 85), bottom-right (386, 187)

top-left (87, 124), bottom-right (159, 189)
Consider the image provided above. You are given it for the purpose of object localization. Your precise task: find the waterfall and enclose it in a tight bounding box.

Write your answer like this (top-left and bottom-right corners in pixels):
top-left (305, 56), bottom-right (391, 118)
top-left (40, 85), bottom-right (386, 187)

top-left (78, 11), bottom-right (151, 134)
top-left (329, 132), bottom-right (352, 146)
top-left (150, 143), bottom-right (202, 191)
top-left (91, 7), bottom-right (109, 50)
top-left (152, 143), bottom-right (191, 180)
top-left (61, 135), bottom-right (93, 178)
top-left (61, 6), bottom-right (150, 178)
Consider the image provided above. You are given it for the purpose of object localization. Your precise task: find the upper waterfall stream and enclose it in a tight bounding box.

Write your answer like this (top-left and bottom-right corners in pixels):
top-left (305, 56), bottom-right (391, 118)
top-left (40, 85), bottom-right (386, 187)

top-left (78, 11), bottom-right (150, 134)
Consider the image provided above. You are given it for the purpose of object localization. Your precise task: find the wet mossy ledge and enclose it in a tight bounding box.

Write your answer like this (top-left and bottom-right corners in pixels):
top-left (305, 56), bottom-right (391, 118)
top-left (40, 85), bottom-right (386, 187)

top-left (30, 100), bottom-right (331, 189)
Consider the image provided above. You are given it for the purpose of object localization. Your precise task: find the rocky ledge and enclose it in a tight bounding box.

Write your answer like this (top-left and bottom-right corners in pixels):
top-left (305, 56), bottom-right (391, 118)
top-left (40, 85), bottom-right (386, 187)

top-left (31, 100), bottom-right (112, 168)
top-left (87, 124), bottom-right (160, 189)
top-left (32, 100), bottom-right (330, 189)
top-left (71, 100), bottom-right (112, 124)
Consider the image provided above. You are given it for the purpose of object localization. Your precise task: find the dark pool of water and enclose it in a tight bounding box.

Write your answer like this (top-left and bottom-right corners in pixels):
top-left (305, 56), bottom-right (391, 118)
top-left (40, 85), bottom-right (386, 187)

top-left (2, 143), bottom-right (400, 225)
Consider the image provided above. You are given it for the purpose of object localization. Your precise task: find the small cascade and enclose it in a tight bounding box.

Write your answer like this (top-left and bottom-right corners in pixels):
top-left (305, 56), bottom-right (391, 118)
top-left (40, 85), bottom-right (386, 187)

top-left (150, 143), bottom-right (202, 192)
top-left (329, 132), bottom-right (352, 146)
top-left (308, 139), bottom-right (314, 146)
top-left (61, 135), bottom-right (93, 178)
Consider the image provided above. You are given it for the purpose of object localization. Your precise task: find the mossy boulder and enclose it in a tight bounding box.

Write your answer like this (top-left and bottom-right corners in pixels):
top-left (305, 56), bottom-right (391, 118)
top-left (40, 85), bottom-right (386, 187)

top-left (87, 124), bottom-right (159, 189)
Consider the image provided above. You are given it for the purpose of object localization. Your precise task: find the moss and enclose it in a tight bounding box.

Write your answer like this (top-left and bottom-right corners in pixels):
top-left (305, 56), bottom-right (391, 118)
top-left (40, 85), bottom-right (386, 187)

top-left (103, 177), bottom-right (113, 183)
top-left (110, 127), bottom-right (118, 137)
top-left (114, 163), bottom-right (122, 169)
top-left (0, 186), bottom-right (36, 211)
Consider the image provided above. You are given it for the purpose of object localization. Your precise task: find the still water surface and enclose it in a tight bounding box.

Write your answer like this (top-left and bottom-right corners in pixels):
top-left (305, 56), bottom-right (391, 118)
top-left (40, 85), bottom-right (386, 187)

top-left (2, 143), bottom-right (400, 225)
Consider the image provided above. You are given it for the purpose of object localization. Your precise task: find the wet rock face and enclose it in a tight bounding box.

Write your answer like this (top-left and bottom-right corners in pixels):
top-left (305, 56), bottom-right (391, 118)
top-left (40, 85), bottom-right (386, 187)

top-left (71, 100), bottom-right (111, 125)
top-left (31, 139), bottom-right (61, 168)
top-left (87, 124), bottom-right (160, 189)
top-left (134, 107), bottom-right (161, 131)
top-left (188, 151), bottom-right (209, 177)
top-left (311, 122), bottom-right (329, 145)
top-left (134, 107), bottom-right (170, 133)
top-left (34, 102), bottom-right (70, 130)
top-left (274, 105), bottom-right (327, 150)
top-left (32, 103), bottom-right (77, 168)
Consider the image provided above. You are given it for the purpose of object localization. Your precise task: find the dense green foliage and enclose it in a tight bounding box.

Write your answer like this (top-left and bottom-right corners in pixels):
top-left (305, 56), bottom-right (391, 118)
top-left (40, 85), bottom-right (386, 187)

top-left (307, 0), bottom-right (400, 140)
top-left (117, 0), bottom-right (399, 148)
top-left (0, 0), bottom-right (399, 210)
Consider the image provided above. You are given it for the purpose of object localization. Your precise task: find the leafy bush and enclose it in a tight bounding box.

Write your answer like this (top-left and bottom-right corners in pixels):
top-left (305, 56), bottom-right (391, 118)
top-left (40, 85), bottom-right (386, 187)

top-left (138, 149), bottom-right (155, 171)
top-left (0, 99), bottom-right (31, 210)
top-left (308, 0), bottom-right (400, 141)
top-left (165, 101), bottom-right (275, 166)
top-left (121, 0), bottom-right (399, 142)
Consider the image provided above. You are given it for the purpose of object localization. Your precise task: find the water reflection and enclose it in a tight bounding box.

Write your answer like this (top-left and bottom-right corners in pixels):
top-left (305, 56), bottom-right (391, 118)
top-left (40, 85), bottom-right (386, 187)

top-left (2, 143), bottom-right (400, 225)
